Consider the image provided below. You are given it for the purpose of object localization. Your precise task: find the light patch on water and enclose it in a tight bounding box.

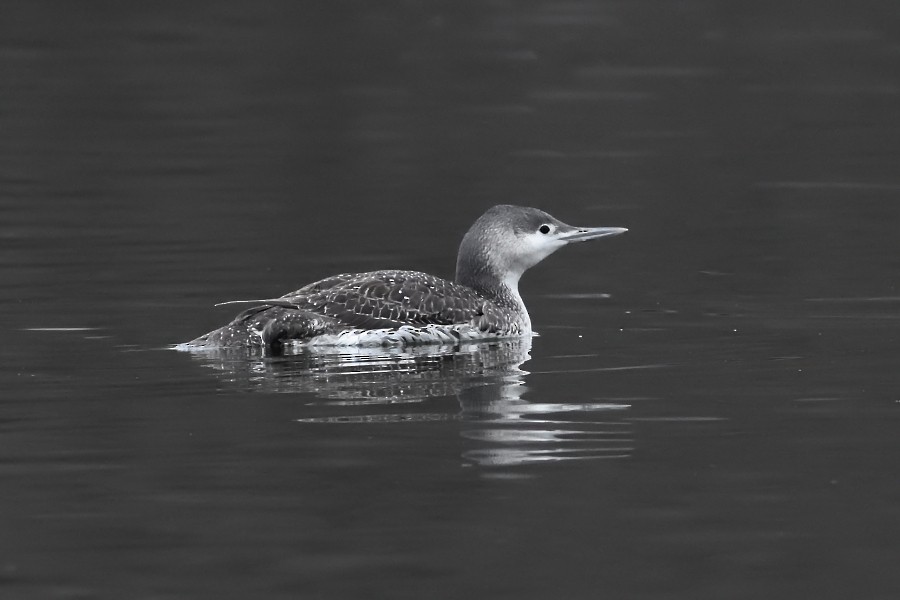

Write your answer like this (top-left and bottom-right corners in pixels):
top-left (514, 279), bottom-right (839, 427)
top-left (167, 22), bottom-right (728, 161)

top-left (542, 293), bottom-right (611, 299)
top-left (296, 412), bottom-right (458, 424)
top-left (504, 402), bottom-right (631, 415)
top-left (463, 447), bottom-right (634, 467)
top-left (305, 397), bottom-right (428, 407)
top-left (806, 296), bottom-right (900, 303)
top-left (477, 471), bottom-right (535, 480)
top-left (529, 363), bottom-right (671, 375)
top-left (628, 416), bottom-right (727, 422)
top-left (461, 428), bottom-right (633, 444)
top-left (23, 327), bottom-right (101, 332)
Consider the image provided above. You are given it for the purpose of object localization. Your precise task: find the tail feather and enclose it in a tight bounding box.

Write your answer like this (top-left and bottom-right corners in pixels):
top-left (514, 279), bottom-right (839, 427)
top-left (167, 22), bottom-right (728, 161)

top-left (181, 305), bottom-right (336, 350)
top-left (213, 298), bottom-right (300, 309)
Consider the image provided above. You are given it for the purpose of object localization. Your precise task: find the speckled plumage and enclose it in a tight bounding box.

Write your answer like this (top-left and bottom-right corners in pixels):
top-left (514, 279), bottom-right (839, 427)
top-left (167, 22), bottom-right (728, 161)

top-left (185, 270), bottom-right (527, 349)
top-left (180, 205), bottom-right (626, 351)
top-left (281, 270), bottom-right (520, 332)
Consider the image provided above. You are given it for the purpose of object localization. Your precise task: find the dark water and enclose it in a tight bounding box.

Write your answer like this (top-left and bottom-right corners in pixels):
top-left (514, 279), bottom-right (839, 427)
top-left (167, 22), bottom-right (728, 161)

top-left (3, 2), bottom-right (900, 598)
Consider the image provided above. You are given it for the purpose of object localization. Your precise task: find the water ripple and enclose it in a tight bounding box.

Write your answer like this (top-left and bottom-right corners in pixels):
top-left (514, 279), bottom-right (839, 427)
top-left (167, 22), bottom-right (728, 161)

top-left (757, 181), bottom-right (900, 191)
top-left (180, 340), bottom-right (667, 468)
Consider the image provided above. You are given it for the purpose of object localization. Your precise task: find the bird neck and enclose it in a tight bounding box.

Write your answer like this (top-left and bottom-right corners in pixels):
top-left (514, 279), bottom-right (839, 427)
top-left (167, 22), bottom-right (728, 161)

top-left (456, 247), bottom-right (528, 318)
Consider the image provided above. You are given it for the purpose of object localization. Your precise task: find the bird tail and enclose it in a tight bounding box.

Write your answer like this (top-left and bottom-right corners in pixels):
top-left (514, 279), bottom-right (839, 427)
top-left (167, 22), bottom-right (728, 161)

top-left (178, 305), bottom-right (335, 351)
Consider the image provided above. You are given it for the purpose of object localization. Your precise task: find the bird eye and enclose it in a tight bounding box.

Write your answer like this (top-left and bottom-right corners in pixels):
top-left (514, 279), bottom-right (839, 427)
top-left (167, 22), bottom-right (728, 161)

top-left (539, 224), bottom-right (551, 234)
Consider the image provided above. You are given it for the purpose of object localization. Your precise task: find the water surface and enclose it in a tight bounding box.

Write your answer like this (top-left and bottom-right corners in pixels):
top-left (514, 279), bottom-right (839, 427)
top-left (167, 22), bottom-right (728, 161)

top-left (2, 2), bottom-right (899, 598)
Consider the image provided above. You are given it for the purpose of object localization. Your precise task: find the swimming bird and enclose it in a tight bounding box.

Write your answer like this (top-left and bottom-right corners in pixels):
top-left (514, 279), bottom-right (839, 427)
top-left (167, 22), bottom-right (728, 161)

top-left (180, 205), bottom-right (626, 351)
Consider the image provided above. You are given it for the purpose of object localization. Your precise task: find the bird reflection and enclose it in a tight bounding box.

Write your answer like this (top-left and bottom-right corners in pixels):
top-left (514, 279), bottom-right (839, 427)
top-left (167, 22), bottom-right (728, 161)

top-left (457, 380), bottom-right (634, 466)
top-left (182, 338), bottom-right (633, 466)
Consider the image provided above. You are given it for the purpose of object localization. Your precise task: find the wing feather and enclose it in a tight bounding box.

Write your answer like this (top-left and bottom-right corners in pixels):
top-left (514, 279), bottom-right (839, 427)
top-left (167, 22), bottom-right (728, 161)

top-left (277, 270), bottom-right (488, 330)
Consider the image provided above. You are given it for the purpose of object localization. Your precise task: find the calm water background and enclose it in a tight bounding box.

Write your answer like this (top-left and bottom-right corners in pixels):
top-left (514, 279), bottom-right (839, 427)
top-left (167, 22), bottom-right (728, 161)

top-left (3, 1), bottom-right (900, 598)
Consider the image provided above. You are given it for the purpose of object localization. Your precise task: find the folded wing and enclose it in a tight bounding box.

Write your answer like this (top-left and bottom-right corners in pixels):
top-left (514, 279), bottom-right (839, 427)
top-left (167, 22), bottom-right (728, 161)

top-left (278, 270), bottom-right (490, 330)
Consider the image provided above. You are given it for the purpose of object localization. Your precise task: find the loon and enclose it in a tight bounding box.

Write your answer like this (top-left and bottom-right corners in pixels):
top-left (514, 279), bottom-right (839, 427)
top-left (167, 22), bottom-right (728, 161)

top-left (180, 205), bottom-right (626, 351)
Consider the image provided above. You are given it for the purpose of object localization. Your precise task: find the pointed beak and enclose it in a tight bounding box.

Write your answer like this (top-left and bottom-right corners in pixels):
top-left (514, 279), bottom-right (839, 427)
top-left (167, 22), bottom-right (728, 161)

top-left (558, 226), bottom-right (628, 243)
